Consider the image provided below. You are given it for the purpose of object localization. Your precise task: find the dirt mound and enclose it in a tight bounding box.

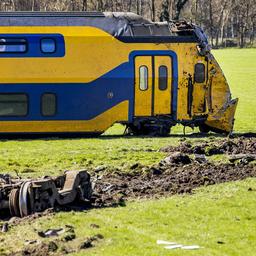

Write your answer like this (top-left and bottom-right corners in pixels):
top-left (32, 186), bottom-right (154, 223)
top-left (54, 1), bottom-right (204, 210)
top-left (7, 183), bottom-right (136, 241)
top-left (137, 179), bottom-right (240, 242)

top-left (92, 161), bottom-right (256, 207)
top-left (160, 137), bottom-right (256, 156)
top-left (92, 137), bottom-right (256, 207)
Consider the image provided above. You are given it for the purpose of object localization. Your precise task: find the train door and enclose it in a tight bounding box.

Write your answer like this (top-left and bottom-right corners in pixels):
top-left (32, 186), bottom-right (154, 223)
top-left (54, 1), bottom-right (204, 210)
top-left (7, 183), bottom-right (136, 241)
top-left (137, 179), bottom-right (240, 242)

top-left (134, 55), bottom-right (172, 117)
top-left (153, 56), bottom-right (172, 115)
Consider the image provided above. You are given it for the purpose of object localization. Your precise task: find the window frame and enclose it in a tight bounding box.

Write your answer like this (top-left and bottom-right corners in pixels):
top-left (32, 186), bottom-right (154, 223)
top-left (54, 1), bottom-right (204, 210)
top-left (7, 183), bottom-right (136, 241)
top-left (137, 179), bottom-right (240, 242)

top-left (0, 38), bottom-right (28, 54)
top-left (194, 63), bottom-right (206, 83)
top-left (41, 93), bottom-right (57, 117)
top-left (158, 65), bottom-right (168, 91)
top-left (139, 65), bottom-right (149, 91)
top-left (40, 38), bottom-right (57, 54)
top-left (0, 93), bottom-right (28, 117)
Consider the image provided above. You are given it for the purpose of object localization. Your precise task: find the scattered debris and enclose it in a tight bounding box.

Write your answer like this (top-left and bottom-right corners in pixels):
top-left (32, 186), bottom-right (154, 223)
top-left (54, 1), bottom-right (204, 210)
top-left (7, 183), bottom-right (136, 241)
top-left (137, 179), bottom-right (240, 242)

top-left (48, 241), bottom-right (58, 252)
top-left (90, 223), bottom-right (100, 229)
top-left (38, 228), bottom-right (65, 238)
top-left (79, 238), bottom-right (93, 249)
top-left (62, 225), bottom-right (76, 242)
top-left (194, 154), bottom-right (208, 163)
top-left (228, 154), bottom-right (256, 164)
top-left (181, 245), bottom-right (201, 250)
top-left (157, 240), bottom-right (202, 250)
top-left (162, 152), bottom-right (191, 165)
top-left (79, 234), bottom-right (104, 250)
top-left (1, 223), bottom-right (8, 233)
top-left (164, 244), bottom-right (183, 249)
top-left (24, 240), bottom-right (41, 246)
top-left (156, 240), bottom-right (176, 245)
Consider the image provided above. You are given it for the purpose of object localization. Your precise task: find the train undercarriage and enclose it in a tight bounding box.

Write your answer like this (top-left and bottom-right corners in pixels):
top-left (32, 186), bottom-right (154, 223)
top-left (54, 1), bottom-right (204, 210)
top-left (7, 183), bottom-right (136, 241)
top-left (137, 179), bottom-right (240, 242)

top-left (0, 170), bottom-right (92, 217)
top-left (124, 114), bottom-right (232, 137)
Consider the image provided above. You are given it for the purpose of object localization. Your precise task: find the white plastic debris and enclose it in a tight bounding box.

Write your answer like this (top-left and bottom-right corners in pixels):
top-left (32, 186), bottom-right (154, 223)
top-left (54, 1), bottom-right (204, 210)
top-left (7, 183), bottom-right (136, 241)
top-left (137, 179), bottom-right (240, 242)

top-left (164, 244), bottom-right (183, 250)
top-left (181, 245), bottom-right (201, 250)
top-left (38, 228), bottom-right (65, 238)
top-left (156, 240), bottom-right (177, 245)
top-left (157, 239), bottom-right (202, 250)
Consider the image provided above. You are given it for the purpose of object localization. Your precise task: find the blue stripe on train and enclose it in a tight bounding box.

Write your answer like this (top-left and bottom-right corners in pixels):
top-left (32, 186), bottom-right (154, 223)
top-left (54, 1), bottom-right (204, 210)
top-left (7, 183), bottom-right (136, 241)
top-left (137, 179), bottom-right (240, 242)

top-left (0, 50), bottom-right (178, 122)
top-left (0, 62), bottom-right (134, 121)
top-left (0, 34), bottom-right (65, 58)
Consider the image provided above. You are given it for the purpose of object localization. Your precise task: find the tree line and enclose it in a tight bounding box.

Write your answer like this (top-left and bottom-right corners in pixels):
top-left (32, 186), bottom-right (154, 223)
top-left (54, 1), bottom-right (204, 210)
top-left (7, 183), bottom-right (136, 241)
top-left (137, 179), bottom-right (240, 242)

top-left (1, 0), bottom-right (255, 48)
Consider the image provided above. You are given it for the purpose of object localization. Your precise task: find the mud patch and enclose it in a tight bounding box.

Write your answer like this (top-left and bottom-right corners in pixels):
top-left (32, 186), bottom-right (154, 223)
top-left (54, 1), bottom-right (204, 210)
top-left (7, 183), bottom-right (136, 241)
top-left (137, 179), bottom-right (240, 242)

top-left (160, 137), bottom-right (256, 156)
top-left (92, 162), bottom-right (256, 207)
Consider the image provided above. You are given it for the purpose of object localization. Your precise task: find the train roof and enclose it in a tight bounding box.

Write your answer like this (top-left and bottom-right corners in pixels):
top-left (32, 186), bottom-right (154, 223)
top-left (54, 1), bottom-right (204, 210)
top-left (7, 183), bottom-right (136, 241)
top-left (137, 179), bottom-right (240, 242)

top-left (0, 12), bottom-right (200, 43)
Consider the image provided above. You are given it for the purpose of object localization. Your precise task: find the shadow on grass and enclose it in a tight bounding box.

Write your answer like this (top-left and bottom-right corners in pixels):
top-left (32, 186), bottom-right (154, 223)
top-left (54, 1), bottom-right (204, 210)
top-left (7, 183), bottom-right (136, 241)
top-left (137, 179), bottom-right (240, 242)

top-left (0, 200), bottom-right (126, 223)
top-left (0, 132), bottom-right (255, 142)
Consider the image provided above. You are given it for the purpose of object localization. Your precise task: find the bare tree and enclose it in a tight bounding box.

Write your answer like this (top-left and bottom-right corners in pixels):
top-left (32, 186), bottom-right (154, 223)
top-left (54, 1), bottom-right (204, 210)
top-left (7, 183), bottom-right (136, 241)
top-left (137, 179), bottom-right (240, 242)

top-left (1, 0), bottom-right (254, 48)
top-left (174, 0), bottom-right (189, 20)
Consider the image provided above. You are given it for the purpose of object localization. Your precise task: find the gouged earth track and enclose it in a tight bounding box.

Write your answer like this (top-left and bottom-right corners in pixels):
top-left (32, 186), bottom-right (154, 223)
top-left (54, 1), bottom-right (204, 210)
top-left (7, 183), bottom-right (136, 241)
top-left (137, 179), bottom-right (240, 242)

top-left (92, 137), bottom-right (256, 207)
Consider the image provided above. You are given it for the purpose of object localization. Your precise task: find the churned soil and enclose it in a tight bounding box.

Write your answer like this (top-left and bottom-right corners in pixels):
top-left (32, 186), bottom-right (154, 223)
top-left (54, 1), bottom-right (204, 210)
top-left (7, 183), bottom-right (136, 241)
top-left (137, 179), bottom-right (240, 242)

top-left (92, 161), bottom-right (256, 207)
top-left (92, 137), bottom-right (256, 207)
top-left (160, 137), bottom-right (256, 156)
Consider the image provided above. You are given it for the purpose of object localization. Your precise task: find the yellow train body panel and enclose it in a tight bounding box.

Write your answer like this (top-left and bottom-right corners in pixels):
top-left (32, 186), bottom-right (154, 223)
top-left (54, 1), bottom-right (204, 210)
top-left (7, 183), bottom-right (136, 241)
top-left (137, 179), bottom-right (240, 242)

top-left (0, 12), bottom-right (238, 135)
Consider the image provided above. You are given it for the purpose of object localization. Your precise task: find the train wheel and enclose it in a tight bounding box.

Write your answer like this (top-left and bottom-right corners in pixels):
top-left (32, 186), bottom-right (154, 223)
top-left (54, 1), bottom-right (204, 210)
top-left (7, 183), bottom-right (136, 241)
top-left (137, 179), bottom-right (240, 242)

top-left (19, 181), bottom-right (32, 217)
top-left (9, 189), bottom-right (21, 217)
top-left (199, 124), bottom-right (210, 134)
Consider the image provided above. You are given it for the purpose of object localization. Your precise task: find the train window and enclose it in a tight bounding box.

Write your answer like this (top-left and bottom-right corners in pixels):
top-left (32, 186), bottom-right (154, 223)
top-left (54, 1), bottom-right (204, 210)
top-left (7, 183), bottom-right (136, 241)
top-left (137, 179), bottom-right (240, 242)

top-left (159, 65), bottom-right (168, 90)
top-left (0, 94), bottom-right (28, 116)
top-left (41, 93), bottom-right (56, 116)
top-left (40, 38), bottom-right (56, 53)
top-left (139, 66), bottom-right (148, 91)
top-left (194, 63), bottom-right (205, 83)
top-left (0, 38), bottom-right (27, 53)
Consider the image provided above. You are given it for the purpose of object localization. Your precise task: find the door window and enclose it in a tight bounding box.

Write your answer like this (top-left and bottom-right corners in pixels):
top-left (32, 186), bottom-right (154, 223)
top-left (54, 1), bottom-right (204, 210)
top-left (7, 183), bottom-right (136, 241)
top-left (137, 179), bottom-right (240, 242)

top-left (159, 65), bottom-right (168, 90)
top-left (139, 66), bottom-right (148, 91)
top-left (194, 63), bottom-right (205, 83)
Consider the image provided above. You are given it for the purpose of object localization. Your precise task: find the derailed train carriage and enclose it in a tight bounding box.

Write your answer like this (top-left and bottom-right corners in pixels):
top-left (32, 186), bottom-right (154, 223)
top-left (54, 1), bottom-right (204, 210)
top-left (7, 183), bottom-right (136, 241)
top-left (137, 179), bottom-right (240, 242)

top-left (0, 12), bottom-right (238, 136)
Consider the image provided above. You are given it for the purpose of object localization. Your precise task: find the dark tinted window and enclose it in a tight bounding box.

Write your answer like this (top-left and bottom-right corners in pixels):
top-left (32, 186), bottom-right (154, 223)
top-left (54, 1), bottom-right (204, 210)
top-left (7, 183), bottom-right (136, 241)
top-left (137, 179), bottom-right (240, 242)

top-left (0, 94), bottom-right (28, 116)
top-left (41, 38), bottom-right (56, 53)
top-left (159, 65), bottom-right (168, 90)
top-left (41, 93), bottom-right (56, 116)
top-left (0, 38), bottom-right (27, 53)
top-left (132, 25), bottom-right (151, 36)
top-left (139, 66), bottom-right (148, 91)
top-left (194, 63), bottom-right (205, 83)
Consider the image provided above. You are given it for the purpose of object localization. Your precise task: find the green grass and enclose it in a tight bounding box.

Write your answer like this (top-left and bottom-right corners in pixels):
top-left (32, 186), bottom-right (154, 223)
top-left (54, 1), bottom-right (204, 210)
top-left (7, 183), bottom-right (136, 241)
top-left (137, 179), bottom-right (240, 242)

top-left (1, 178), bottom-right (256, 255)
top-left (213, 49), bottom-right (256, 133)
top-left (0, 136), bottom-right (176, 177)
top-left (0, 49), bottom-right (255, 255)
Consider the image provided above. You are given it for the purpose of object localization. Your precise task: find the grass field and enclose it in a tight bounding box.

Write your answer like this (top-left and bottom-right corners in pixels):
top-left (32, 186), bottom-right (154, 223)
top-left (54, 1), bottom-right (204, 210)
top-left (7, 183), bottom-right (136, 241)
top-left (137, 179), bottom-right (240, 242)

top-left (0, 49), bottom-right (255, 255)
top-left (213, 49), bottom-right (256, 133)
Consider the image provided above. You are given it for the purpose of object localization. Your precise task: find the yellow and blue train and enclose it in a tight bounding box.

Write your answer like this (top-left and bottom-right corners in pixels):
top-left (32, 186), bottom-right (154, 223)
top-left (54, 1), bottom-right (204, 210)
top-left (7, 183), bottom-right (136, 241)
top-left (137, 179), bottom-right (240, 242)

top-left (0, 12), bottom-right (238, 136)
